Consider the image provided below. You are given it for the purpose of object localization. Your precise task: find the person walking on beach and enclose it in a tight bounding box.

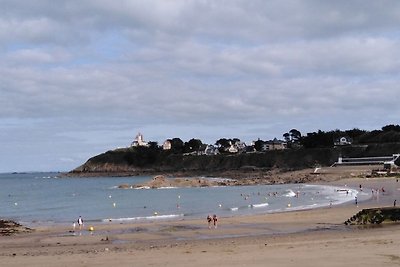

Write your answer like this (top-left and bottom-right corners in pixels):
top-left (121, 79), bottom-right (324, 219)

top-left (355, 196), bottom-right (358, 206)
top-left (77, 216), bottom-right (84, 231)
top-left (207, 214), bottom-right (212, 229)
top-left (212, 214), bottom-right (218, 229)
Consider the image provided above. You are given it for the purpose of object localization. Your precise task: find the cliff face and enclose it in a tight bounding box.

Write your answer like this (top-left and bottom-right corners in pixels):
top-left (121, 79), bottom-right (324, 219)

top-left (70, 143), bottom-right (400, 176)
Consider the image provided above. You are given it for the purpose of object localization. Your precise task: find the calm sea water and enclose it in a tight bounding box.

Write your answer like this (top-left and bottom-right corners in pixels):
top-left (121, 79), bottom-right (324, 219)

top-left (0, 172), bottom-right (370, 226)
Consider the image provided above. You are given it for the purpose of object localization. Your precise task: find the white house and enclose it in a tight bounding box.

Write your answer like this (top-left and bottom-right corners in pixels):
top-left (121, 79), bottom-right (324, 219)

top-left (204, 145), bottom-right (219, 155)
top-left (162, 140), bottom-right (172, 150)
top-left (334, 136), bottom-right (352, 146)
top-left (131, 132), bottom-right (149, 147)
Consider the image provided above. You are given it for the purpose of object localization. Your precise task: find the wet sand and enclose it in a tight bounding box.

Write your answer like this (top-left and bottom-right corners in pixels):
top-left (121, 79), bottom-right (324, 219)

top-left (1, 167), bottom-right (400, 267)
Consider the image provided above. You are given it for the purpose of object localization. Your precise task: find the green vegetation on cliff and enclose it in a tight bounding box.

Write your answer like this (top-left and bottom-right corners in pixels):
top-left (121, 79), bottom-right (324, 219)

top-left (71, 143), bottom-right (400, 175)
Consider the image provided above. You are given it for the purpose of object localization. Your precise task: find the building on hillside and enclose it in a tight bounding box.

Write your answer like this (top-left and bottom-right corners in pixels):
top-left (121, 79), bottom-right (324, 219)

top-left (334, 136), bottom-right (352, 146)
top-left (265, 138), bottom-right (287, 150)
top-left (204, 145), bottom-right (219, 155)
top-left (236, 142), bottom-right (247, 153)
top-left (243, 145), bottom-right (256, 153)
top-left (383, 154), bottom-right (400, 173)
top-left (162, 140), bottom-right (172, 150)
top-left (227, 141), bottom-right (239, 153)
top-left (260, 143), bottom-right (268, 152)
top-left (131, 132), bottom-right (149, 147)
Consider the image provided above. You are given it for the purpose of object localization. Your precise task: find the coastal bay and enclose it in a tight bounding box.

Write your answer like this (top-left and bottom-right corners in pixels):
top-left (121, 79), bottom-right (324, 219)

top-left (1, 167), bottom-right (400, 267)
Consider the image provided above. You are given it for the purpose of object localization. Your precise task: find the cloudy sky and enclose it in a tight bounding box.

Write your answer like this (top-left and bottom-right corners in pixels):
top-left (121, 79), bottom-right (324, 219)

top-left (1, 0), bottom-right (400, 172)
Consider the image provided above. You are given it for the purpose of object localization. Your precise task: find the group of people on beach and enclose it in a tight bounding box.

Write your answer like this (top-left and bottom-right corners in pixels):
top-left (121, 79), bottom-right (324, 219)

top-left (207, 214), bottom-right (218, 229)
top-left (72, 216), bottom-right (84, 232)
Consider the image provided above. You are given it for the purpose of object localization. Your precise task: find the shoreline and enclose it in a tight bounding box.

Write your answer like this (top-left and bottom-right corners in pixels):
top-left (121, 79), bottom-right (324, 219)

top-left (3, 166), bottom-right (398, 229)
top-left (2, 167), bottom-right (400, 266)
top-left (6, 177), bottom-right (366, 228)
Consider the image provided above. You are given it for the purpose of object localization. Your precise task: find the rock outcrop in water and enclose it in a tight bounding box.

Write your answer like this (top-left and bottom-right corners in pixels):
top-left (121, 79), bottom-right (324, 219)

top-left (118, 175), bottom-right (238, 189)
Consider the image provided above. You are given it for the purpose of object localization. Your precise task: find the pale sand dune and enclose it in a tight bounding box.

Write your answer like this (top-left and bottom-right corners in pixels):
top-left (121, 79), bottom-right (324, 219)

top-left (1, 170), bottom-right (400, 267)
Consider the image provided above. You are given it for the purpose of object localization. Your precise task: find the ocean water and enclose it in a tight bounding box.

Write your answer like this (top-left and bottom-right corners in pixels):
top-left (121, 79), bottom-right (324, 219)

top-left (0, 172), bottom-right (370, 226)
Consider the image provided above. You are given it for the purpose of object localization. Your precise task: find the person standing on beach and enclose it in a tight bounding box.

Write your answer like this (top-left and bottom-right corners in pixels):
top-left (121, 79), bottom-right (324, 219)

top-left (394, 199), bottom-right (397, 207)
top-left (213, 214), bottom-right (218, 229)
top-left (207, 215), bottom-right (212, 229)
top-left (77, 216), bottom-right (84, 231)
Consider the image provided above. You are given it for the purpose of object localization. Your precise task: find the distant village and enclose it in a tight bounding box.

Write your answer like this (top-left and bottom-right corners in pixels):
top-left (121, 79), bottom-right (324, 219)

top-left (128, 131), bottom-right (353, 156)
top-left (125, 129), bottom-right (400, 173)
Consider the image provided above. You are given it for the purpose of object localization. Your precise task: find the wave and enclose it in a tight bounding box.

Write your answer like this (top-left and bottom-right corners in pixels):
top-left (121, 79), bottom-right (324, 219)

top-left (285, 203), bottom-right (320, 211)
top-left (206, 177), bottom-right (236, 182)
top-left (102, 213), bottom-right (184, 222)
top-left (228, 202), bottom-right (269, 211)
top-left (264, 203), bottom-right (321, 214)
top-left (36, 175), bottom-right (59, 179)
top-left (250, 202), bottom-right (269, 208)
top-left (125, 185), bottom-right (180, 190)
top-left (108, 186), bottom-right (119, 190)
top-left (284, 189), bottom-right (296, 197)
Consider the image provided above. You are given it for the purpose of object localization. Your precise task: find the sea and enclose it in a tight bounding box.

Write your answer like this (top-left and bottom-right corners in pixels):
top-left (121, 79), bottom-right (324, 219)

top-left (0, 172), bottom-right (370, 227)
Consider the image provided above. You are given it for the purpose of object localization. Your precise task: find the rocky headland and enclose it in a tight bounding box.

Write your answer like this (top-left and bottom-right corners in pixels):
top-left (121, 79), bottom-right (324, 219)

top-left (68, 143), bottom-right (400, 184)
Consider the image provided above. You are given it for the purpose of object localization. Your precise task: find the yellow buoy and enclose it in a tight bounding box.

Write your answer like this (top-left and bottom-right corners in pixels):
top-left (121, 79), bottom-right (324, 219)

top-left (89, 226), bottom-right (94, 231)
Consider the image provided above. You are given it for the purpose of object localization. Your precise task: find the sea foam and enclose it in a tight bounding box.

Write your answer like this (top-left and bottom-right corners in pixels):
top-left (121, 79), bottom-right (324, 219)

top-left (103, 213), bottom-right (184, 222)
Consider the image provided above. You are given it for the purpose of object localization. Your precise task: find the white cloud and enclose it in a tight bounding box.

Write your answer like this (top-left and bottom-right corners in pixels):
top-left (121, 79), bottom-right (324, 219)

top-left (6, 48), bottom-right (70, 64)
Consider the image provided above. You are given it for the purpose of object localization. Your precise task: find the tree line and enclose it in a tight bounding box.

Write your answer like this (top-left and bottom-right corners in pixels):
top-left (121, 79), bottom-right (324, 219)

top-left (300, 124), bottom-right (400, 148)
top-left (131, 124), bottom-right (400, 155)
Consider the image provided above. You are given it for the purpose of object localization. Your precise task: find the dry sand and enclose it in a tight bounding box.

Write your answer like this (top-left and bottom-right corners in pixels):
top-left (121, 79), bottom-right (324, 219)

top-left (1, 166), bottom-right (400, 267)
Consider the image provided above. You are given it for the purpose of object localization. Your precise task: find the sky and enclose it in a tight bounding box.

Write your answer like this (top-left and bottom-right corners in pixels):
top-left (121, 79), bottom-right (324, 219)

top-left (1, 0), bottom-right (400, 172)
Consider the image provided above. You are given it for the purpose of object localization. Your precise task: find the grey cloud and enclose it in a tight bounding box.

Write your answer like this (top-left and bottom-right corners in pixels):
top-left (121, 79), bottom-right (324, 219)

top-left (3, 1), bottom-right (400, 46)
top-left (2, 0), bottom-right (400, 172)
top-left (2, 40), bottom-right (399, 122)
top-left (5, 47), bottom-right (71, 65)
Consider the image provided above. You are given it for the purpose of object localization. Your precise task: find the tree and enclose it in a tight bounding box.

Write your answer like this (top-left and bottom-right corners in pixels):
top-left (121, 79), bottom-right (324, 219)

top-left (283, 132), bottom-right (290, 142)
top-left (289, 129), bottom-right (302, 142)
top-left (300, 130), bottom-right (334, 148)
top-left (382, 124), bottom-right (400, 132)
top-left (254, 139), bottom-right (265, 152)
top-left (215, 138), bottom-right (231, 153)
top-left (345, 128), bottom-right (366, 141)
top-left (170, 138), bottom-right (184, 154)
top-left (184, 138), bottom-right (203, 153)
top-left (231, 138), bottom-right (241, 144)
top-left (148, 141), bottom-right (159, 150)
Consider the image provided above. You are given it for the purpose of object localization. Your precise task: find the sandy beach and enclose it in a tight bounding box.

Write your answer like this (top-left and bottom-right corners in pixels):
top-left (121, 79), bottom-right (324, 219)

top-left (1, 167), bottom-right (400, 267)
